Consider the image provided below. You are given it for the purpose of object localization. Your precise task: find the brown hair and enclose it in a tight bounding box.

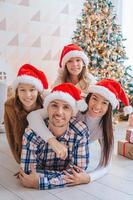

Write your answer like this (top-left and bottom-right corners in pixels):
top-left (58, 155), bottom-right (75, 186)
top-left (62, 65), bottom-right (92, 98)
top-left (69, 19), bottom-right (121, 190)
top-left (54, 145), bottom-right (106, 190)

top-left (83, 93), bottom-right (114, 166)
top-left (60, 66), bottom-right (89, 90)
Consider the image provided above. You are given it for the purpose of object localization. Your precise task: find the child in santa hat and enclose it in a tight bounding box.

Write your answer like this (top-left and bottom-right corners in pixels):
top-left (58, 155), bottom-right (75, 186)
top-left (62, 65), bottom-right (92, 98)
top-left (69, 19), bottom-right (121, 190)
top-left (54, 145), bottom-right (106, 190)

top-left (4, 64), bottom-right (49, 163)
top-left (27, 78), bottom-right (132, 186)
top-left (19, 83), bottom-right (89, 190)
top-left (52, 43), bottom-right (96, 97)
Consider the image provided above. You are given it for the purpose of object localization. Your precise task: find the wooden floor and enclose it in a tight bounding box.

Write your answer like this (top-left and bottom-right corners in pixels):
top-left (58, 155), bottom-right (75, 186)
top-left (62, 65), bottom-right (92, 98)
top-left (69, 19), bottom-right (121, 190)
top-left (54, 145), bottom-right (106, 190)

top-left (0, 121), bottom-right (133, 200)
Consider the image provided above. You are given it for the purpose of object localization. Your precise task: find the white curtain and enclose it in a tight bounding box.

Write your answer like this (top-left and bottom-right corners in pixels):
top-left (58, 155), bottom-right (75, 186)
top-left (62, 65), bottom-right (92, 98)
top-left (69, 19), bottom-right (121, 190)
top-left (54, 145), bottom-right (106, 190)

top-left (112, 0), bottom-right (123, 25)
top-left (112, 0), bottom-right (133, 71)
top-left (122, 0), bottom-right (133, 68)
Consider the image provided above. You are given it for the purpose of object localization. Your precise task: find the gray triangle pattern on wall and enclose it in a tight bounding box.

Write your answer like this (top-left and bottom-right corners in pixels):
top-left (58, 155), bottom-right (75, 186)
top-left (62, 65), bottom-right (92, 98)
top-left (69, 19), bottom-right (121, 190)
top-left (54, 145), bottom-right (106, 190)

top-left (42, 50), bottom-right (52, 60)
top-left (32, 36), bottom-right (41, 48)
top-left (52, 27), bottom-right (60, 36)
top-left (31, 11), bottom-right (41, 21)
top-left (53, 51), bottom-right (60, 60)
top-left (0, 19), bottom-right (6, 30)
top-left (19, 0), bottom-right (29, 6)
top-left (8, 34), bottom-right (19, 46)
top-left (61, 4), bottom-right (69, 14)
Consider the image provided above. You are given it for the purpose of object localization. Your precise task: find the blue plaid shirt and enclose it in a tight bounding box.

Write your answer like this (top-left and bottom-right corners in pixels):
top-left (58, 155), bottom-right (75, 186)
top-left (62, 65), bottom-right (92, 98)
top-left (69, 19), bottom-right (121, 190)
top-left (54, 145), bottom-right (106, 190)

top-left (21, 117), bottom-right (89, 190)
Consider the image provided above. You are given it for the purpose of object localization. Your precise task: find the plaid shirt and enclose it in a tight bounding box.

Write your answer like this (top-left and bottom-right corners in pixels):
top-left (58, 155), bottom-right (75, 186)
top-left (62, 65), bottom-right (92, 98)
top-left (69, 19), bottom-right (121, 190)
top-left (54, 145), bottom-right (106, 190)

top-left (21, 117), bottom-right (89, 190)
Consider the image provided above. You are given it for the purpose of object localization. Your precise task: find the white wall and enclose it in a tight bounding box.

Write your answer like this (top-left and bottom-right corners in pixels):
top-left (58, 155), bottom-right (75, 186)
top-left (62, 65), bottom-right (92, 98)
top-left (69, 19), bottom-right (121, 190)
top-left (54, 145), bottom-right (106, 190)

top-left (0, 0), bottom-right (84, 85)
top-left (122, 0), bottom-right (133, 68)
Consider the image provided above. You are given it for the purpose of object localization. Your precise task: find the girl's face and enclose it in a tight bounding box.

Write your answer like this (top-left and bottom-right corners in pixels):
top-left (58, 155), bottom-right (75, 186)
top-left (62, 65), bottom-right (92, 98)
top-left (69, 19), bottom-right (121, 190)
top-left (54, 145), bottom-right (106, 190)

top-left (66, 57), bottom-right (84, 76)
top-left (17, 83), bottom-right (38, 111)
top-left (88, 93), bottom-right (109, 118)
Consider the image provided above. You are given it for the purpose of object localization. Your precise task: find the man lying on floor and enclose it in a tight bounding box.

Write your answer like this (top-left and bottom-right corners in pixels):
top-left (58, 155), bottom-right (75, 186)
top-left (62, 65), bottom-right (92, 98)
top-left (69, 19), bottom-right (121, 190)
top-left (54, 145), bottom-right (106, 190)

top-left (18, 83), bottom-right (89, 190)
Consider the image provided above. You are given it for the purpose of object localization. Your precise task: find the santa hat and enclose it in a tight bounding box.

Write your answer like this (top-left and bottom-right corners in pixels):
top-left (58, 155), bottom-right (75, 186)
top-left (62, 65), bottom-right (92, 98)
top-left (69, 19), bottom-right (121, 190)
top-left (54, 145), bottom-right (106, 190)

top-left (13, 64), bottom-right (48, 92)
top-left (88, 79), bottom-right (132, 115)
top-left (59, 43), bottom-right (89, 72)
top-left (43, 83), bottom-right (88, 116)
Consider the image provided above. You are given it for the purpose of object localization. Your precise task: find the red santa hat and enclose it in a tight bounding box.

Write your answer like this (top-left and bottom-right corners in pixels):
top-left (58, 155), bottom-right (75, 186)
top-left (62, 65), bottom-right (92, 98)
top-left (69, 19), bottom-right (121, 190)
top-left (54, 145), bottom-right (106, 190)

top-left (88, 79), bottom-right (132, 115)
top-left (13, 64), bottom-right (48, 92)
top-left (43, 83), bottom-right (88, 115)
top-left (59, 43), bottom-right (89, 72)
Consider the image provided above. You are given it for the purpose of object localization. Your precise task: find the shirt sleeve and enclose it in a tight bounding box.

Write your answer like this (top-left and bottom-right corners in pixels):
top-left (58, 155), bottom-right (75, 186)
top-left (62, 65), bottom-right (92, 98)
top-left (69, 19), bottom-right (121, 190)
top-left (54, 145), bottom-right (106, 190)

top-left (27, 109), bottom-right (53, 141)
top-left (89, 162), bottom-right (111, 182)
top-left (38, 128), bottom-right (89, 190)
top-left (38, 169), bottom-right (67, 190)
top-left (89, 139), bottom-right (112, 182)
top-left (71, 130), bottom-right (89, 170)
top-left (21, 130), bottom-right (67, 189)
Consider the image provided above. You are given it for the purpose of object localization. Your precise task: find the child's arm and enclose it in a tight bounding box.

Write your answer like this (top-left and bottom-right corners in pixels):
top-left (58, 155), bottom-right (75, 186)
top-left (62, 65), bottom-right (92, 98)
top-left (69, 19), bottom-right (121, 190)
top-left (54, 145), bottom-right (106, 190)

top-left (27, 109), bottom-right (67, 159)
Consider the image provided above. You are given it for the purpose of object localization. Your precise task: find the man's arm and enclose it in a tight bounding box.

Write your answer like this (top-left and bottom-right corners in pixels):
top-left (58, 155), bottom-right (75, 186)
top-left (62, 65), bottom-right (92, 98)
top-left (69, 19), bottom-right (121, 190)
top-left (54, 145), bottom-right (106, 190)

top-left (20, 126), bottom-right (89, 190)
top-left (38, 131), bottom-right (89, 190)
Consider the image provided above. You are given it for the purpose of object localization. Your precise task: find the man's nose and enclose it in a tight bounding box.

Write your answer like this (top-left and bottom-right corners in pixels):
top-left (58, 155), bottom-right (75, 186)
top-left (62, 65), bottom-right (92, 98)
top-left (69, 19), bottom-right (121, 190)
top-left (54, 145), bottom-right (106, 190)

top-left (57, 107), bottom-right (63, 114)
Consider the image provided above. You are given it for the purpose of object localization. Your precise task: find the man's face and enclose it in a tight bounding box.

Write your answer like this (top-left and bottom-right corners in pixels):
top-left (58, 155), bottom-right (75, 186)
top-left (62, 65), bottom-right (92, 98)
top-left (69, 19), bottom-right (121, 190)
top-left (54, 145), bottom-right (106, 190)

top-left (47, 99), bottom-right (73, 129)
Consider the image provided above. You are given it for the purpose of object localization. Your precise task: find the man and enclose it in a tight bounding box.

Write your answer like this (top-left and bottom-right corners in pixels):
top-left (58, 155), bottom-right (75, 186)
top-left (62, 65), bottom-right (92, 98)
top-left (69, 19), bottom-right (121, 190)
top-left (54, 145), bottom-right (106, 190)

top-left (19, 83), bottom-right (89, 190)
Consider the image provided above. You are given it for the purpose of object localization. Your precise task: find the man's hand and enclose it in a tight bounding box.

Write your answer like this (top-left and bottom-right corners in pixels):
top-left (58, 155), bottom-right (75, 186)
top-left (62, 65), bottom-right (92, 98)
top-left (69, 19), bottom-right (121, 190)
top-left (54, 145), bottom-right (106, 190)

top-left (63, 165), bottom-right (90, 186)
top-left (18, 164), bottom-right (39, 189)
top-left (48, 137), bottom-right (68, 160)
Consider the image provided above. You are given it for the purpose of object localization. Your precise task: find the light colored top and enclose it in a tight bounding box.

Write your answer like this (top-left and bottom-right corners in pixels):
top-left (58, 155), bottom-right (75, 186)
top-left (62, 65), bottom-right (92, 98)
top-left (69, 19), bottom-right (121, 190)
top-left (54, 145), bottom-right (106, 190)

top-left (27, 109), bottom-right (113, 182)
top-left (51, 73), bottom-right (96, 98)
top-left (76, 112), bottom-right (112, 182)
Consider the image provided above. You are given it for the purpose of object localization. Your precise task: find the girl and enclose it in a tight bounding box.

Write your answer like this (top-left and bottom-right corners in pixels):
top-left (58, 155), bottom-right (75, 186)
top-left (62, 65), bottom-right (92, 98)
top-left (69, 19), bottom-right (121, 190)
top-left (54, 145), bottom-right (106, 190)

top-left (4, 64), bottom-right (49, 163)
top-left (52, 43), bottom-right (96, 97)
top-left (27, 79), bottom-right (132, 184)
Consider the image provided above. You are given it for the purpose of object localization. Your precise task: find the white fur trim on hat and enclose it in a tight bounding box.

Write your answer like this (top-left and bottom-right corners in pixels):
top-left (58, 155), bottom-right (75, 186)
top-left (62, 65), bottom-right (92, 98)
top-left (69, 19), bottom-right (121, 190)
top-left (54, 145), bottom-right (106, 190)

top-left (88, 85), bottom-right (119, 109)
top-left (13, 75), bottom-right (43, 92)
top-left (61, 50), bottom-right (89, 69)
top-left (123, 105), bottom-right (133, 116)
top-left (43, 91), bottom-right (78, 116)
top-left (77, 99), bottom-right (88, 112)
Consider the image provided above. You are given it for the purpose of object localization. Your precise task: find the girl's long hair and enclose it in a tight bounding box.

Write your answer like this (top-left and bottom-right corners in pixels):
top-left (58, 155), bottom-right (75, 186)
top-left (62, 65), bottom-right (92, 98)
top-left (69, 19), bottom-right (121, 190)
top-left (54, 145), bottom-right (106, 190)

top-left (61, 66), bottom-right (89, 90)
top-left (83, 93), bottom-right (114, 166)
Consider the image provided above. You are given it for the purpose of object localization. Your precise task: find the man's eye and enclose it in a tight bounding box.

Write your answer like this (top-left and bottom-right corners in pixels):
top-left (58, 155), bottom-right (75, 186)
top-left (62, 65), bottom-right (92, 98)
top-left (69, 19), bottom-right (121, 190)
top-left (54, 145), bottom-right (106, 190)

top-left (30, 89), bottom-right (36, 92)
top-left (51, 104), bottom-right (57, 107)
top-left (64, 106), bottom-right (70, 110)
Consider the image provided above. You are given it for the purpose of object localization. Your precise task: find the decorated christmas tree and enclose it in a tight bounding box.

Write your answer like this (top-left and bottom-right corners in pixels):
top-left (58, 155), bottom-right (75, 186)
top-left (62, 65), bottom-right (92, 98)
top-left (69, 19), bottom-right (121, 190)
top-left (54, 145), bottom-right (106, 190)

top-left (72, 0), bottom-right (133, 106)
